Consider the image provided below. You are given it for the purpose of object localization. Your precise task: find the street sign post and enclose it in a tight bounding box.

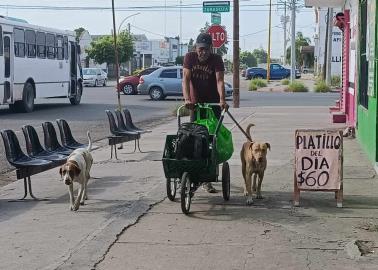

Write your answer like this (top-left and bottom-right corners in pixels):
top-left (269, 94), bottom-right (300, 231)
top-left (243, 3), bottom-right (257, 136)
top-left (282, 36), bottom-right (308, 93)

top-left (211, 12), bottom-right (221, 25)
top-left (203, 1), bottom-right (230, 13)
top-left (207, 25), bottom-right (227, 48)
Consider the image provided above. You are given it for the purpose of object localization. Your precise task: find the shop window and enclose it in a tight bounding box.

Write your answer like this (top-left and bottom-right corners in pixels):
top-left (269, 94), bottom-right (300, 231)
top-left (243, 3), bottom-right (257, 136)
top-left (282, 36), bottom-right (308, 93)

top-left (359, 1), bottom-right (369, 108)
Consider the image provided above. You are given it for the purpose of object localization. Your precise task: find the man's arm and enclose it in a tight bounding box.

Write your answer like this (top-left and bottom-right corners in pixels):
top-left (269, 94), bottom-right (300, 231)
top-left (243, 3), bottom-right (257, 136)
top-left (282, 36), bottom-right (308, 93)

top-left (182, 68), bottom-right (193, 107)
top-left (215, 70), bottom-right (227, 109)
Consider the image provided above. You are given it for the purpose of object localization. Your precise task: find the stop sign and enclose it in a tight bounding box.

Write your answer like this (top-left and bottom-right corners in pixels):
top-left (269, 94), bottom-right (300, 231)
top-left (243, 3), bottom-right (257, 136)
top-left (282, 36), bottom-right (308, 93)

top-left (207, 25), bottom-right (227, 48)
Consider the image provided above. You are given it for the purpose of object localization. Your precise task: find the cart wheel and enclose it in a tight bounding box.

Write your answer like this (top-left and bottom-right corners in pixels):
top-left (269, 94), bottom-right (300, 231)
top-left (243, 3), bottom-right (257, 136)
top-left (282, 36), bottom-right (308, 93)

top-left (222, 162), bottom-right (230, 201)
top-left (180, 172), bottom-right (192, 215)
top-left (166, 178), bottom-right (177, 201)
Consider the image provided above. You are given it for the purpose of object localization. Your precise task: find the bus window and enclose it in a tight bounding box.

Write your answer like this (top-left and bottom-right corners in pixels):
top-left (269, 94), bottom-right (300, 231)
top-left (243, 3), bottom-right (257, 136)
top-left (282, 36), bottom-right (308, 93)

top-left (36, 31), bottom-right (46, 58)
top-left (4, 36), bottom-right (10, 78)
top-left (46, 33), bottom-right (55, 59)
top-left (25, 29), bottom-right (36, 58)
top-left (0, 26), bottom-right (3, 56)
top-left (14, 28), bottom-right (25, 57)
top-left (56, 35), bottom-right (64, 60)
top-left (64, 36), bottom-right (68, 60)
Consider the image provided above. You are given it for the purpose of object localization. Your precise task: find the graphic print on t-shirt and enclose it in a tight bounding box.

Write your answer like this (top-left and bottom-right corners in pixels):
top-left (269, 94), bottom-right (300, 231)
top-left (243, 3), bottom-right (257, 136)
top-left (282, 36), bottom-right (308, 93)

top-left (192, 64), bottom-right (213, 80)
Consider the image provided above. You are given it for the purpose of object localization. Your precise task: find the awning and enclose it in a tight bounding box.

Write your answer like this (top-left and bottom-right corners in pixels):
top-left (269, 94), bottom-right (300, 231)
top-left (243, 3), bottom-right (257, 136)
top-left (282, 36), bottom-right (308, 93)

top-left (304, 0), bottom-right (344, 7)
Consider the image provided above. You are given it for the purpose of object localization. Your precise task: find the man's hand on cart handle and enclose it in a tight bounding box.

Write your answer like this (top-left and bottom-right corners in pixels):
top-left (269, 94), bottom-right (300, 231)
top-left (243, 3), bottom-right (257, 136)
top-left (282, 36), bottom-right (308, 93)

top-left (184, 99), bottom-right (195, 110)
top-left (220, 100), bottom-right (229, 111)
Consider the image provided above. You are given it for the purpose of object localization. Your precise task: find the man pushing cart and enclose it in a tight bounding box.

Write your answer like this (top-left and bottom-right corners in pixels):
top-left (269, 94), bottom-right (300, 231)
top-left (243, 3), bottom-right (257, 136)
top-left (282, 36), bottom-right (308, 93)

top-left (182, 32), bottom-right (229, 193)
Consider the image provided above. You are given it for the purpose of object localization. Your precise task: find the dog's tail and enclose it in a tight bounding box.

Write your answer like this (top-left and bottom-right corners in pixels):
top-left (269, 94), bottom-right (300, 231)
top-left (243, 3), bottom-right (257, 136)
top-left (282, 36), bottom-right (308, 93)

top-left (86, 131), bottom-right (92, 152)
top-left (246, 123), bottom-right (255, 142)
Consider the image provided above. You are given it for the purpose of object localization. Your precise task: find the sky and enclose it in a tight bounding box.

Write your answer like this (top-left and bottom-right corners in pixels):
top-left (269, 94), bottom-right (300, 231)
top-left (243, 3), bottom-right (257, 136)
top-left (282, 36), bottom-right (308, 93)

top-left (0, 0), bottom-right (316, 59)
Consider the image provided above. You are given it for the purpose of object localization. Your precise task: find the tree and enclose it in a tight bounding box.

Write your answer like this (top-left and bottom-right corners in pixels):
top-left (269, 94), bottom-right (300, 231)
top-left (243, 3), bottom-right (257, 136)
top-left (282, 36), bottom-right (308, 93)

top-left (199, 22), bottom-right (228, 56)
top-left (74, 27), bottom-right (86, 43)
top-left (86, 31), bottom-right (133, 65)
top-left (175, 56), bottom-right (184, 65)
top-left (188, 38), bottom-right (194, 52)
top-left (252, 48), bottom-right (268, 64)
top-left (240, 51), bottom-right (257, 67)
top-left (286, 32), bottom-right (313, 67)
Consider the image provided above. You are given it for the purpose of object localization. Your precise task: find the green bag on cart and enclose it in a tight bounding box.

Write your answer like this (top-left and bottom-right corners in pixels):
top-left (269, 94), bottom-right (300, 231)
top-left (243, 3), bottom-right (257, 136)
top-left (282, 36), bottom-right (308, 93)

top-left (194, 105), bottom-right (233, 164)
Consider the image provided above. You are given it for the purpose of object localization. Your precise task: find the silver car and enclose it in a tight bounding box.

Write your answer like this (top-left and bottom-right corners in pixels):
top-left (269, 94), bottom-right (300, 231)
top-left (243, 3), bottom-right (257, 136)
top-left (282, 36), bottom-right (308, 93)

top-left (83, 68), bottom-right (108, 87)
top-left (137, 66), bottom-right (233, 101)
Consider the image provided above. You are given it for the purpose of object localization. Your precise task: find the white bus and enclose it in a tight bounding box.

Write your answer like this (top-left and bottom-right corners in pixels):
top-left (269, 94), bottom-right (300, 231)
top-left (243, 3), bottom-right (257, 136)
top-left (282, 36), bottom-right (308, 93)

top-left (0, 16), bottom-right (82, 113)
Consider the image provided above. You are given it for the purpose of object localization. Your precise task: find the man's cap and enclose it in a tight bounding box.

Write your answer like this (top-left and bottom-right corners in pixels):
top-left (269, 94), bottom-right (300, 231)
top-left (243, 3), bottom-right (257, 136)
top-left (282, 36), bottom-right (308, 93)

top-left (196, 33), bottom-right (212, 48)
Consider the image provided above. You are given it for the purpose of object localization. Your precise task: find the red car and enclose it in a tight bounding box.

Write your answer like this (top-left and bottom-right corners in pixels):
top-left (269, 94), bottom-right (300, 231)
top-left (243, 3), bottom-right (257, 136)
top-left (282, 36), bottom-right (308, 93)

top-left (118, 67), bottom-right (161, 95)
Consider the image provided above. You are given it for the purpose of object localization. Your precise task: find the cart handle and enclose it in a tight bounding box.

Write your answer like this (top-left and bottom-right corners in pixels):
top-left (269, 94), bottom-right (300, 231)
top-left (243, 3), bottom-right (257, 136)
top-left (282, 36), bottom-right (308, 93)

top-left (176, 104), bottom-right (186, 127)
top-left (177, 103), bottom-right (227, 131)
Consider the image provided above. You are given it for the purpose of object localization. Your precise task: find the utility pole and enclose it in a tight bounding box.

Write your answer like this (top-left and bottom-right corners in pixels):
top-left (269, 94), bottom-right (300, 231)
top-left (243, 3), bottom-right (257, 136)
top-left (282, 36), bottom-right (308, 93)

top-left (283, 1), bottom-right (287, 64)
top-left (179, 0), bottom-right (182, 57)
top-left (322, 8), bottom-right (329, 80)
top-left (111, 0), bottom-right (121, 110)
top-left (233, 0), bottom-right (240, 108)
top-left (128, 23), bottom-right (132, 76)
top-left (325, 8), bottom-right (333, 85)
top-left (164, 0), bottom-right (167, 37)
top-left (290, 0), bottom-right (296, 83)
top-left (266, 0), bottom-right (272, 81)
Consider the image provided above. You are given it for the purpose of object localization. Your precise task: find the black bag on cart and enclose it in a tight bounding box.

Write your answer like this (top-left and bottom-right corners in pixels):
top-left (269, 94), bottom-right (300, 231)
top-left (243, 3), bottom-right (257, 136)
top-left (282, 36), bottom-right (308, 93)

top-left (175, 123), bottom-right (210, 160)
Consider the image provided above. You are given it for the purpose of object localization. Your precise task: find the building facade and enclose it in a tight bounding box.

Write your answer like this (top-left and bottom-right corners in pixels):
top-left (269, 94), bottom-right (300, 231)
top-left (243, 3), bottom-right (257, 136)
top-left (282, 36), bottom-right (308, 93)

top-left (313, 7), bottom-right (343, 77)
top-left (306, 0), bottom-right (378, 171)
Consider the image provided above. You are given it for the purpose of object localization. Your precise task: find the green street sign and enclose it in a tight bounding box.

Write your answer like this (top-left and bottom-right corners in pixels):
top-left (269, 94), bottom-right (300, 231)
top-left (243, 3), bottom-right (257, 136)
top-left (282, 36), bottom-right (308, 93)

top-left (211, 12), bottom-right (221, 25)
top-left (203, 1), bottom-right (230, 13)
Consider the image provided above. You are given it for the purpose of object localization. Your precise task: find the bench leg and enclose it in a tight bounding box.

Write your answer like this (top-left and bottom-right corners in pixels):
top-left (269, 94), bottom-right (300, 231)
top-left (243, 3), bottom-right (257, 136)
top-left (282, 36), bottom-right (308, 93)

top-left (110, 144), bottom-right (118, 160)
top-left (8, 176), bottom-right (49, 202)
top-left (27, 177), bottom-right (48, 201)
top-left (119, 140), bottom-right (137, 154)
top-left (136, 138), bottom-right (145, 153)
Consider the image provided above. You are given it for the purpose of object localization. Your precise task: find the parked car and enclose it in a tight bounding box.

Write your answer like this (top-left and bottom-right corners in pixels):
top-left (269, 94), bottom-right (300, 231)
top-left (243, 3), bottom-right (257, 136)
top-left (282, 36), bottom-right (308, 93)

top-left (118, 67), bottom-right (161, 95)
top-left (137, 66), bottom-right (233, 101)
top-left (245, 64), bottom-right (301, 80)
top-left (83, 68), bottom-right (108, 87)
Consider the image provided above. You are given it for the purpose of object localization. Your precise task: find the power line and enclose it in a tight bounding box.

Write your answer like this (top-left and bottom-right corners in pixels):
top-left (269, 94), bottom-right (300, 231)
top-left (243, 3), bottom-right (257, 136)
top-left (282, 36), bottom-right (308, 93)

top-left (241, 24), bottom-right (281, 37)
top-left (130, 24), bottom-right (165, 37)
top-left (0, 3), bottom-right (287, 11)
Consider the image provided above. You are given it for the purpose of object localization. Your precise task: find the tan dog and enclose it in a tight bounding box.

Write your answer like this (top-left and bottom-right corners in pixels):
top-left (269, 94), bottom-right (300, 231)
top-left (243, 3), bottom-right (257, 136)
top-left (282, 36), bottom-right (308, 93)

top-left (59, 131), bottom-right (93, 211)
top-left (240, 124), bottom-right (270, 205)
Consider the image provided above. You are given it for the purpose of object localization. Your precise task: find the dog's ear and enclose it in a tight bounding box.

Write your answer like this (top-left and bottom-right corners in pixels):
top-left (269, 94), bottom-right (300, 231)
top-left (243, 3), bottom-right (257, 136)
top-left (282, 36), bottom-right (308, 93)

top-left (72, 165), bottom-right (81, 176)
top-left (265, 143), bottom-right (271, 150)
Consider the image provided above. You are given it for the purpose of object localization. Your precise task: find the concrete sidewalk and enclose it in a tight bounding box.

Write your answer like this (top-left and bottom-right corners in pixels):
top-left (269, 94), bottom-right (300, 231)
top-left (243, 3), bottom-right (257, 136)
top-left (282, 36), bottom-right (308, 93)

top-left (0, 106), bottom-right (378, 270)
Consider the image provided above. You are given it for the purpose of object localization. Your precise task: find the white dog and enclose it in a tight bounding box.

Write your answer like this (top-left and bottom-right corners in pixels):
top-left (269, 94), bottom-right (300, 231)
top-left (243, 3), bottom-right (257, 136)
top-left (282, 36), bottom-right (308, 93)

top-left (59, 131), bottom-right (93, 211)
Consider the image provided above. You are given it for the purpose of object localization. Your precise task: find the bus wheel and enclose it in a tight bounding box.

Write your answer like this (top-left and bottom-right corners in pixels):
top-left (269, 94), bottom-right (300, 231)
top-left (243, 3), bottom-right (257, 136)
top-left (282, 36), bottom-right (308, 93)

top-left (10, 82), bottom-right (35, 113)
top-left (70, 82), bottom-right (82, 105)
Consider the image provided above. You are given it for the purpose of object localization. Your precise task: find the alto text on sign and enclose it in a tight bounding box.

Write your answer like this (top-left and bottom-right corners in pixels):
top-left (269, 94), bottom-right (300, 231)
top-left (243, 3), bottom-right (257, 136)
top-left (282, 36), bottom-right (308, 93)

top-left (207, 25), bottom-right (227, 48)
top-left (294, 129), bottom-right (343, 207)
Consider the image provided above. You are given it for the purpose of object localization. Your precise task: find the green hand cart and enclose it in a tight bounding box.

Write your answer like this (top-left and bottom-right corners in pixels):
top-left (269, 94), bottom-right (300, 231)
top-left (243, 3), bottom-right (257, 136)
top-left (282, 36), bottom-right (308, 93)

top-left (162, 104), bottom-right (232, 215)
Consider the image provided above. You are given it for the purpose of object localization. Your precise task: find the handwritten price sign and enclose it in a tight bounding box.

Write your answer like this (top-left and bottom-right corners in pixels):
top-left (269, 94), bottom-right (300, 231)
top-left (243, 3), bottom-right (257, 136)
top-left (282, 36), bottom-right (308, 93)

top-left (295, 130), bottom-right (343, 190)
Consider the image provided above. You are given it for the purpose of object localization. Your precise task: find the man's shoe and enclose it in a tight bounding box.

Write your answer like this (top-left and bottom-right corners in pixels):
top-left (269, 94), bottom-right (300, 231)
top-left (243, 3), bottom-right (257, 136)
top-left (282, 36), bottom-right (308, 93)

top-left (202, 183), bottom-right (217, 193)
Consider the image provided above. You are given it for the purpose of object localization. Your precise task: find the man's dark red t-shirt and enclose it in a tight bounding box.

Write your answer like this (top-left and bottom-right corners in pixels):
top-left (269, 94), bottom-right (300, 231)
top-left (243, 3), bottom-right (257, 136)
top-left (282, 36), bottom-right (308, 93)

top-left (183, 51), bottom-right (225, 103)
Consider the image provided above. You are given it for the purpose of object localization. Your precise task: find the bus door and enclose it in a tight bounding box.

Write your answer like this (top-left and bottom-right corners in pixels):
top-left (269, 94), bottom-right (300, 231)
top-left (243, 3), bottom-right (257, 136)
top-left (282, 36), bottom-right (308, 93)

top-left (2, 33), bottom-right (13, 104)
top-left (69, 41), bottom-right (77, 96)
